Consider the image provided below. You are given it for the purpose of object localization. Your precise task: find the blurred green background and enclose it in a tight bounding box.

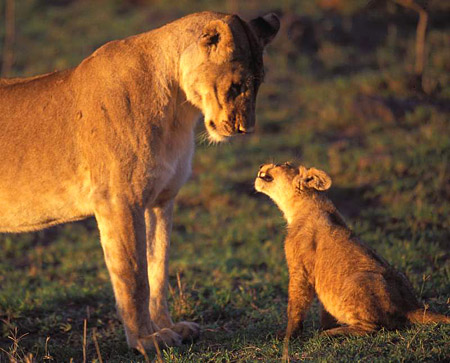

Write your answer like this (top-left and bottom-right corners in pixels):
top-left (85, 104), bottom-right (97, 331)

top-left (1, 0), bottom-right (449, 361)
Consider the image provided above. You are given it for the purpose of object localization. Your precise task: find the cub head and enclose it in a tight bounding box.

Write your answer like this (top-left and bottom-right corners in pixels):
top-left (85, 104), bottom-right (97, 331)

top-left (255, 163), bottom-right (332, 209)
top-left (180, 13), bottom-right (280, 142)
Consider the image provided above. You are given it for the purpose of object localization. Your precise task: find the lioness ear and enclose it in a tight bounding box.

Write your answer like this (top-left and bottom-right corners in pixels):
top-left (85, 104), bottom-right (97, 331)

top-left (249, 13), bottom-right (280, 46)
top-left (294, 166), bottom-right (332, 192)
top-left (200, 20), bottom-right (235, 63)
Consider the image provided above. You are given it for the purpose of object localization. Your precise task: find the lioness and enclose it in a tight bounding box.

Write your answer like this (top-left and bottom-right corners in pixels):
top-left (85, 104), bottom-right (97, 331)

top-left (254, 163), bottom-right (449, 357)
top-left (0, 12), bottom-right (279, 352)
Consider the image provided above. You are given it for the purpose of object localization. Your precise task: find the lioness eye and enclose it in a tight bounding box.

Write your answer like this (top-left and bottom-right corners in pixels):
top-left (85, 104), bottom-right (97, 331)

top-left (229, 83), bottom-right (242, 98)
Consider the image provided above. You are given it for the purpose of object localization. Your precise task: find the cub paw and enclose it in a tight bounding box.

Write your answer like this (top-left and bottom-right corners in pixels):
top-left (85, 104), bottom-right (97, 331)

top-left (276, 329), bottom-right (285, 339)
top-left (138, 328), bottom-right (182, 351)
top-left (171, 321), bottom-right (200, 343)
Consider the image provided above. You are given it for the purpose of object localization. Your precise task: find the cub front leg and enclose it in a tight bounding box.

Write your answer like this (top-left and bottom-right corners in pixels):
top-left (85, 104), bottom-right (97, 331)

top-left (95, 199), bottom-right (182, 351)
top-left (283, 269), bottom-right (314, 361)
top-left (145, 200), bottom-right (200, 342)
top-left (285, 279), bottom-right (314, 339)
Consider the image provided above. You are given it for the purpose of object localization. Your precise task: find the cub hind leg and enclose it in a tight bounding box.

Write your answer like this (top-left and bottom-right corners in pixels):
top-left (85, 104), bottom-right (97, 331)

top-left (322, 324), bottom-right (376, 336)
top-left (319, 272), bottom-right (388, 338)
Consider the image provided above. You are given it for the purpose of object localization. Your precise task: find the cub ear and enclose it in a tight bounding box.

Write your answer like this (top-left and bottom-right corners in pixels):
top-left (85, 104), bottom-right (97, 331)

top-left (200, 20), bottom-right (235, 63)
top-left (249, 13), bottom-right (280, 46)
top-left (294, 166), bottom-right (332, 192)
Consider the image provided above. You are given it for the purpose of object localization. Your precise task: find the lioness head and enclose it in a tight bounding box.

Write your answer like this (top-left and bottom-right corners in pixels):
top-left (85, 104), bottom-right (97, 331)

top-left (255, 163), bottom-right (332, 209)
top-left (180, 13), bottom-right (280, 142)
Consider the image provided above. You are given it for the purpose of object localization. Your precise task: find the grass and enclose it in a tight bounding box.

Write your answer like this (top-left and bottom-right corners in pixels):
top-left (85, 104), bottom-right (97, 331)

top-left (1, 0), bottom-right (449, 361)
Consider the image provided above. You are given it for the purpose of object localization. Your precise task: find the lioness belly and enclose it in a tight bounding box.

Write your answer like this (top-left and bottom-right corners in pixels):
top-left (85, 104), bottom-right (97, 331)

top-left (0, 180), bottom-right (92, 233)
top-left (0, 157), bottom-right (92, 232)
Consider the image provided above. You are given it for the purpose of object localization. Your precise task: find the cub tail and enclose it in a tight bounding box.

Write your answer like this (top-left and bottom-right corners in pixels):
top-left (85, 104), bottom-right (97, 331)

top-left (406, 309), bottom-right (450, 324)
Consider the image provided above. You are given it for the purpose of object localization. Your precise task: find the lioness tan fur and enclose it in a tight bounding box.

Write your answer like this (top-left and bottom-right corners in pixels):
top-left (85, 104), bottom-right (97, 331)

top-left (0, 12), bottom-right (279, 352)
top-left (254, 163), bottom-right (449, 358)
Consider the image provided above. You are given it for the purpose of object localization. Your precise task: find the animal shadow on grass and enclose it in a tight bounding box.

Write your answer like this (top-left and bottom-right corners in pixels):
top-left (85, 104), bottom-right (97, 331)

top-left (327, 185), bottom-right (377, 220)
top-left (0, 291), bottom-right (126, 360)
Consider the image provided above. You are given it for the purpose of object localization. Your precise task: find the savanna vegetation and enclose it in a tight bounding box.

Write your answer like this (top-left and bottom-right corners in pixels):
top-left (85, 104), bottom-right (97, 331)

top-left (1, 0), bottom-right (449, 361)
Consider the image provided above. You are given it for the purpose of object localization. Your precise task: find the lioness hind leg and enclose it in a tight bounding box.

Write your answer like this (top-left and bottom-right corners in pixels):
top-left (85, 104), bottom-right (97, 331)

top-left (146, 200), bottom-right (200, 342)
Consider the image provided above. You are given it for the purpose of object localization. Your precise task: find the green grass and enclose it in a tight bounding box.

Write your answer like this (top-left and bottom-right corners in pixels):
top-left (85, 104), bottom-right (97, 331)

top-left (1, 1), bottom-right (450, 361)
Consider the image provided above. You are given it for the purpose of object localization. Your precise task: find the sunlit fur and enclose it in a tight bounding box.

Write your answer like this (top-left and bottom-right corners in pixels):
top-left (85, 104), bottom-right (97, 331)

top-left (255, 163), bottom-right (449, 360)
top-left (0, 11), bottom-right (279, 353)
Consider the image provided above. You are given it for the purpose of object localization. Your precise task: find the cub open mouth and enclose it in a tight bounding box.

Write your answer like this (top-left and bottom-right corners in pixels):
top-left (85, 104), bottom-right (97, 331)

top-left (258, 171), bottom-right (273, 182)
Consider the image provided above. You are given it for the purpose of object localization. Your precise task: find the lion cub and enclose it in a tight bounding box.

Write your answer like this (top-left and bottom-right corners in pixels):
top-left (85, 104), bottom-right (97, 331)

top-left (254, 163), bottom-right (449, 344)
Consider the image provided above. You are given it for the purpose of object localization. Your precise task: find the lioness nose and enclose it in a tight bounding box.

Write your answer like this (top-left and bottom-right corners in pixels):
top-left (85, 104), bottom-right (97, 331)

top-left (237, 125), bottom-right (255, 134)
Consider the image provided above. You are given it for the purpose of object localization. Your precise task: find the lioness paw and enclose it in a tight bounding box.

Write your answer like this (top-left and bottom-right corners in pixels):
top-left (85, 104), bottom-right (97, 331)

top-left (171, 321), bottom-right (200, 342)
top-left (138, 328), bottom-right (182, 351)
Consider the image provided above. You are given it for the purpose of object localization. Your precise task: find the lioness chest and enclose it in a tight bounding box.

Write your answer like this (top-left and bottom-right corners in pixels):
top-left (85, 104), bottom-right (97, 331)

top-left (151, 119), bottom-right (197, 207)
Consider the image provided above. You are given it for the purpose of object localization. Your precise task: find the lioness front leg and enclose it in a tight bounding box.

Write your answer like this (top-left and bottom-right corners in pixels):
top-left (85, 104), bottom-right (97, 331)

top-left (95, 199), bottom-right (182, 351)
top-left (146, 200), bottom-right (200, 342)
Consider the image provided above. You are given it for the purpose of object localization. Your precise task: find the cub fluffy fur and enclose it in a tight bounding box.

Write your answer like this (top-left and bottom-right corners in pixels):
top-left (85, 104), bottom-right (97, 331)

top-left (0, 12), bottom-right (279, 352)
top-left (255, 163), bottom-right (449, 354)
